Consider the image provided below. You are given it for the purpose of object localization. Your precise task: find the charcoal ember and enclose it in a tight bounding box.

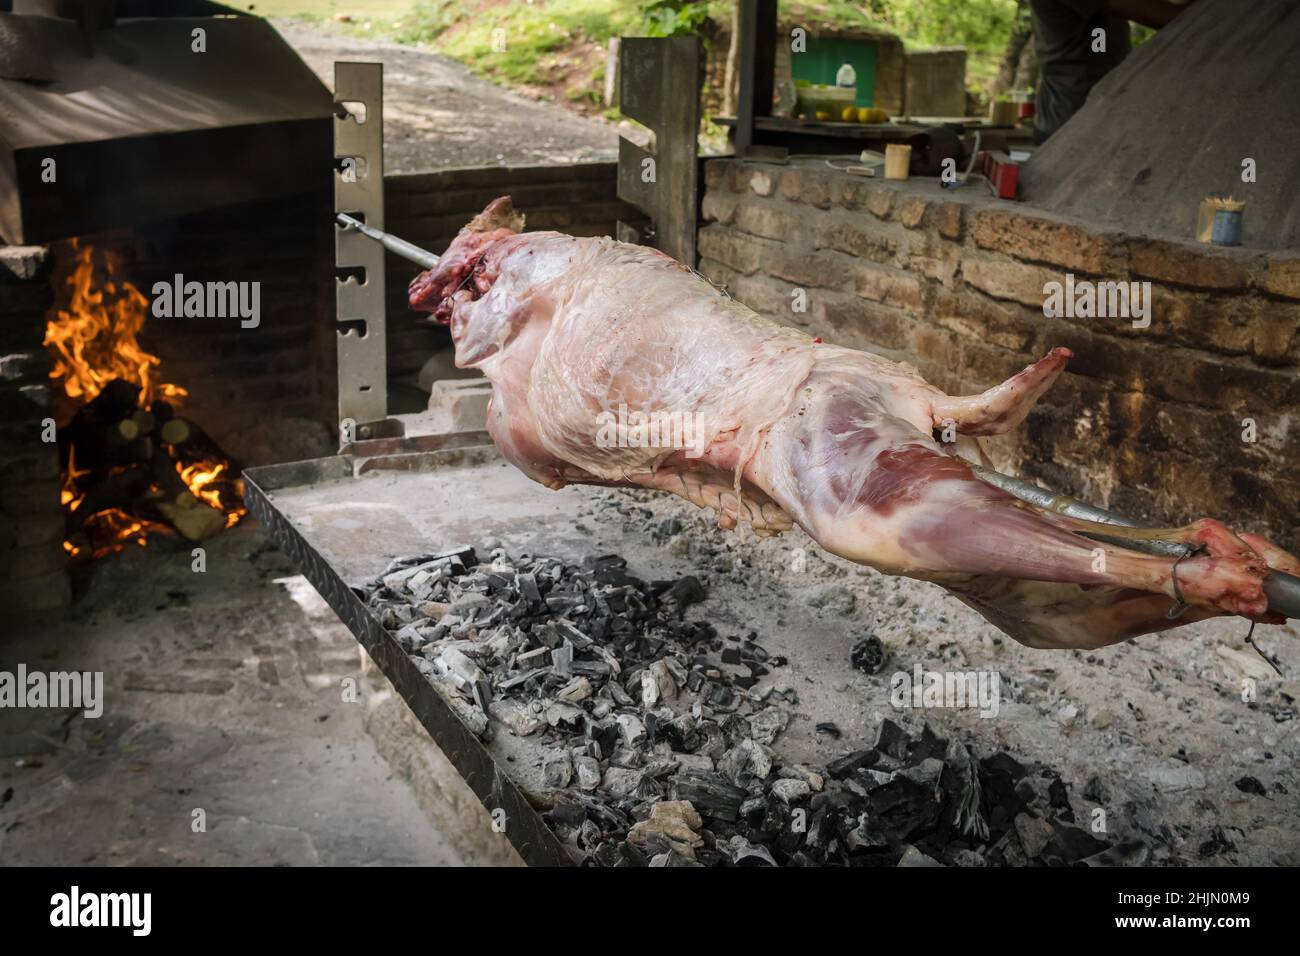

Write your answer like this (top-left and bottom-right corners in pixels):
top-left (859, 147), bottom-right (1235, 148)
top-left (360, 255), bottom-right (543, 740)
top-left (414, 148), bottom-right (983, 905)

top-left (945, 847), bottom-right (988, 867)
top-left (850, 635), bottom-right (887, 674)
top-left (556, 676), bottom-right (593, 703)
top-left (615, 713), bottom-right (646, 747)
top-left (979, 752), bottom-right (1030, 832)
top-left (691, 721), bottom-right (727, 761)
top-left (827, 750), bottom-right (878, 779)
top-left (394, 622), bottom-right (432, 652)
top-left (489, 700), bottom-right (544, 737)
top-left (551, 642), bottom-right (574, 678)
top-left (707, 684), bottom-right (737, 711)
top-left (874, 719), bottom-right (911, 761)
top-left (641, 660), bottom-right (678, 706)
top-left (718, 738), bottom-right (774, 786)
top-left (725, 838), bottom-right (778, 867)
top-left (1045, 823), bottom-right (1109, 863)
top-left (749, 708), bottom-right (790, 746)
top-left (543, 796), bottom-right (588, 832)
top-left (627, 800), bottom-right (704, 851)
top-left (418, 600), bottom-right (450, 620)
top-left (515, 571), bottom-right (542, 606)
top-left (661, 574), bottom-right (706, 611)
top-left (867, 761), bottom-right (944, 841)
top-left (496, 666), bottom-right (548, 693)
top-left (575, 755), bottom-right (602, 791)
top-left (672, 770), bottom-right (746, 822)
top-left (1013, 812), bottom-right (1053, 858)
top-left (545, 701), bottom-right (585, 730)
top-left (376, 603), bottom-right (417, 630)
top-left (842, 812), bottom-right (890, 853)
top-left (648, 847), bottom-right (700, 867)
top-left (674, 752), bottom-right (715, 774)
top-left (576, 819), bottom-right (603, 851)
top-left (897, 845), bottom-right (944, 867)
top-left (778, 765), bottom-right (824, 792)
top-left (583, 554), bottom-right (642, 588)
top-left (721, 715), bottom-right (752, 747)
top-left (371, 544), bottom-right (1111, 868)
top-left (1235, 775), bottom-right (1267, 796)
top-left (939, 741), bottom-right (988, 841)
top-left (591, 842), bottom-right (626, 867)
top-left (771, 778), bottom-right (812, 805)
top-left (586, 718), bottom-right (620, 757)
top-left (602, 767), bottom-right (644, 798)
top-left (909, 725), bottom-right (949, 763)
top-left (543, 749), bottom-right (574, 788)
top-left (989, 828), bottom-right (1031, 867)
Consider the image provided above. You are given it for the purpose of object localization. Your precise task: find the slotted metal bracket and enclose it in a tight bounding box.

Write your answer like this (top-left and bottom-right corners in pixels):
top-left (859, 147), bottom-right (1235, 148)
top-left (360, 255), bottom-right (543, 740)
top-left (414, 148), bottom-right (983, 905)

top-left (616, 36), bottom-right (702, 266)
top-left (334, 61), bottom-right (401, 441)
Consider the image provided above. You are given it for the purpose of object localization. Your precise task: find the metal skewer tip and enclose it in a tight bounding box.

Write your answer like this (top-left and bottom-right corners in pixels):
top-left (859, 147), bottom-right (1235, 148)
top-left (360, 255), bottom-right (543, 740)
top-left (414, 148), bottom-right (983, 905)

top-left (335, 213), bottom-right (440, 269)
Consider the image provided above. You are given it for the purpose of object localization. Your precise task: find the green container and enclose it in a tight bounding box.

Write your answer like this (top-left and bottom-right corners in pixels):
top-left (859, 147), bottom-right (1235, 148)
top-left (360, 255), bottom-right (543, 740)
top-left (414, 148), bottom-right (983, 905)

top-left (790, 37), bottom-right (879, 107)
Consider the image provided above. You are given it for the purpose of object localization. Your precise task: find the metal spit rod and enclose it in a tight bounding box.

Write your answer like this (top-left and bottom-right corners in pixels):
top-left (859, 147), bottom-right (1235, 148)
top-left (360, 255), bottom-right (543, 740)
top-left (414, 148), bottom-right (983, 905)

top-left (337, 213), bottom-right (440, 269)
top-left (972, 465), bottom-right (1300, 620)
top-left (333, 214), bottom-right (1300, 621)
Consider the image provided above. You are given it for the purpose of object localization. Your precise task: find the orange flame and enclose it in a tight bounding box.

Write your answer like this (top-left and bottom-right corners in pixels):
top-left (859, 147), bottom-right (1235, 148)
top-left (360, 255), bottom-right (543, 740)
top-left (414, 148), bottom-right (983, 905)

top-left (45, 241), bottom-right (187, 407)
top-left (46, 241), bottom-right (244, 556)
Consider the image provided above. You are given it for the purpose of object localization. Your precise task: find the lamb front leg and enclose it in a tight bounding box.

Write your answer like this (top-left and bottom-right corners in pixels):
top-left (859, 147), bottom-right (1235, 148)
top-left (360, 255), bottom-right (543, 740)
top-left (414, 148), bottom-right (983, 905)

top-left (746, 385), bottom-right (1272, 646)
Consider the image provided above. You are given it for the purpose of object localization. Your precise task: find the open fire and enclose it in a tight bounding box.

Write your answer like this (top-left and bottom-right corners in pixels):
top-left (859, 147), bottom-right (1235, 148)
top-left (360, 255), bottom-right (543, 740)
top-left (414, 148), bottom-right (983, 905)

top-left (46, 241), bottom-right (245, 560)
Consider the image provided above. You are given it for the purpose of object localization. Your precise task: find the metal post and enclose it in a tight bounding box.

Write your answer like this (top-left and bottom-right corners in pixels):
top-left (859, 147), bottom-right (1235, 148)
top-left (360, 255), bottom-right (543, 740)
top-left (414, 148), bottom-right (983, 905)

top-left (333, 61), bottom-right (400, 441)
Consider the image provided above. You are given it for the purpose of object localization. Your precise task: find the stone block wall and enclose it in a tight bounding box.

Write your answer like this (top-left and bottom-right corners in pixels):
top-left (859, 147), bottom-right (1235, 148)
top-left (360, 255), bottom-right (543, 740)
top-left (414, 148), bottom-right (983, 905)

top-left (698, 158), bottom-right (1300, 551)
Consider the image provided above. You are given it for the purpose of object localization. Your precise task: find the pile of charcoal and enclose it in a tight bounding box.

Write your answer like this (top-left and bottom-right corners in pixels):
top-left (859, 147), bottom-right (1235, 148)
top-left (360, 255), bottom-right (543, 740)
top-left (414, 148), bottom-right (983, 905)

top-left (363, 545), bottom-right (1113, 867)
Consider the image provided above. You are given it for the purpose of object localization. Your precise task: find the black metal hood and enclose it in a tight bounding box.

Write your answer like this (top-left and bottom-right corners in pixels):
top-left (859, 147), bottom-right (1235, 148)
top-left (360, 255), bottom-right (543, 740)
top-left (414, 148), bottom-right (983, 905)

top-left (0, 0), bottom-right (335, 243)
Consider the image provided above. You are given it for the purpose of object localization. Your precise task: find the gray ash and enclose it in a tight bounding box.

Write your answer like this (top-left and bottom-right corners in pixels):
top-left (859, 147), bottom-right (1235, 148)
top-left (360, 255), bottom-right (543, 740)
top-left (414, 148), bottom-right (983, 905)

top-left (363, 545), bottom-right (1112, 867)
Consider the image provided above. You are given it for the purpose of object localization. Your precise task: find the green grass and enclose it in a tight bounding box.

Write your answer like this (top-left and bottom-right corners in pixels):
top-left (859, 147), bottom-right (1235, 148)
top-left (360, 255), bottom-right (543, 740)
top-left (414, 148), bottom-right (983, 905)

top-left (225, 0), bottom-right (411, 17)
top-left (240, 1), bottom-right (1018, 107)
top-left (394, 0), bottom-right (639, 86)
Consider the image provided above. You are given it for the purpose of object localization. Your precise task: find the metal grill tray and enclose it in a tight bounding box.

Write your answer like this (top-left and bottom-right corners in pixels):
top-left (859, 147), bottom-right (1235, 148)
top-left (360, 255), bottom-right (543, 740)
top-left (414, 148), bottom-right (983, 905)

top-left (243, 431), bottom-right (879, 866)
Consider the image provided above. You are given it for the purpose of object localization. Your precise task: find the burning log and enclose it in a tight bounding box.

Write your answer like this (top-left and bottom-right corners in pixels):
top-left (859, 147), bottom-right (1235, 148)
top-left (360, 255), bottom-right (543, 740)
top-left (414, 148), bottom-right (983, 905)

top-left (58, 378), bottom-right (242, 549)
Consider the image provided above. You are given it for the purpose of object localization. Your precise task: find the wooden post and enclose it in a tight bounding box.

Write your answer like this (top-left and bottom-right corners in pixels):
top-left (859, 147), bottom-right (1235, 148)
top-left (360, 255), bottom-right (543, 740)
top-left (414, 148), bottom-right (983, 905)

top-left (616, 37), bottom-right (702, 267)
top-left (734, 0), bottom-right (777, 157)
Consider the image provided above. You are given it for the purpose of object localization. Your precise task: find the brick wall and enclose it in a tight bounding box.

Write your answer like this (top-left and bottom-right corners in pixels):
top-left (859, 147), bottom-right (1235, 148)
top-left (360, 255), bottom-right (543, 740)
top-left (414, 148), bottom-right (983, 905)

top-left (0, 246), bottom-right (71, 617)
top-left (382, 162), bottom-right (640, 386)
top-left (698, 158), bottom-right (1300, 551)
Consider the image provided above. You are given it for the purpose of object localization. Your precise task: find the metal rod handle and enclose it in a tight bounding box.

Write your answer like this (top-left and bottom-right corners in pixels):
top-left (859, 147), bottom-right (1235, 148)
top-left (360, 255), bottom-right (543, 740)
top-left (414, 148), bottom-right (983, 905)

top-left (337, 213), bottom-right (440, 269)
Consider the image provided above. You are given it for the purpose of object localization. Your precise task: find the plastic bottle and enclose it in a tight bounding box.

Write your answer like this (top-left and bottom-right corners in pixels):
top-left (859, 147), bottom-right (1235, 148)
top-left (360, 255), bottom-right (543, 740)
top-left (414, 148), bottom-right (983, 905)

top-left (836, 61), bottom-right (857, 88)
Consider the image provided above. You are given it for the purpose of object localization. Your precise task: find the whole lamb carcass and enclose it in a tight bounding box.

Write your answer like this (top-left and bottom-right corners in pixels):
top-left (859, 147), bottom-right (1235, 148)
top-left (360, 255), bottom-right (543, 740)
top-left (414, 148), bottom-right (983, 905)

top-left (408, 197), bottom-right (1298, 650)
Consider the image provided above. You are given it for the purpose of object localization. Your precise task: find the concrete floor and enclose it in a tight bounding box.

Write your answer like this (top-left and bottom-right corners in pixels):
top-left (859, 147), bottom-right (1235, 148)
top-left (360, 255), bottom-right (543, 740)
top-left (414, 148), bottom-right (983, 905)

top-left (0, 523), bottom-right (466, 866)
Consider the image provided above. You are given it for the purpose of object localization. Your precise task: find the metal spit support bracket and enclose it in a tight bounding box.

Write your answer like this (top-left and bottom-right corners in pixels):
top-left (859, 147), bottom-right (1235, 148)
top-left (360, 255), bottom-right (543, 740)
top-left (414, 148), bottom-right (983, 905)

top-left (334, 61), bottom-right (401, 441)
top-left (616, 36), bottom-right (701, 267)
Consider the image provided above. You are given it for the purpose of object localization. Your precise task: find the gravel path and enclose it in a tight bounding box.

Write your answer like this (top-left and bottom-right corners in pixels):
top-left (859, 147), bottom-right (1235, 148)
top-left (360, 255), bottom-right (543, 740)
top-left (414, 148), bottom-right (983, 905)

top-left (273, 19), bottom-right (618, 174)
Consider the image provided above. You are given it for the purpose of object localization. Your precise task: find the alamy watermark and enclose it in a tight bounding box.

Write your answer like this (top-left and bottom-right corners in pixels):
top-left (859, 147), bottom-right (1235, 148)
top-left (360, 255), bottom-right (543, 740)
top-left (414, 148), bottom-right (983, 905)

top-left (50, 886), bottom-right (150, 936)
top-left (151, 274), bottom-right (260, 328)
top-left (890, 663), bottom-right (1000, 718)
top-left (1043, 273), bottom-right (1151, 329)
top-left (595, 404), bottom-right (707, 458)
top-left (0, 664), bottom-right (103, 719)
